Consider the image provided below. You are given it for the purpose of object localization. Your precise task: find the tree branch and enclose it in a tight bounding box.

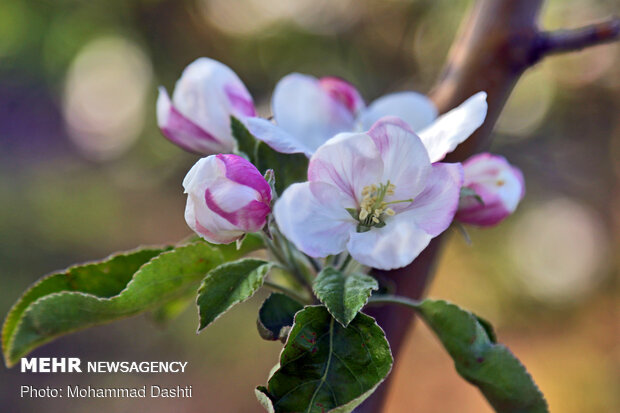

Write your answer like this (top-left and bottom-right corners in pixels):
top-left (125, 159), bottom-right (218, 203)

top-left (358, 1), bottom-right (619, 412)
top-left (534, 17), bottom-right (620, 62)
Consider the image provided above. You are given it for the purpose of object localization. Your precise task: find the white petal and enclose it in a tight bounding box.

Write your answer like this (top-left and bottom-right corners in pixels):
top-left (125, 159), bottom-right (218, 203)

top-left (419, 92), bottom-right (488, 162)
top-left (172, 58), bottom-right (255, 150)
top-left (272, 73), bottom-right (357, 154)
top-left (244, 117), bottom-right (314, 156)
top-left (347, 216), bottom-right (432, 270)
top-left (402, 162), bottom-right (463, 236)
top-left (367, 118), bottom-right (431, 206)
top-left (157, 87), bottom-right (231, 154)
top-left (274, 182), bottom-right (355, 258)
top-left (308, 132), bottom-right (383, 205)
top-left (359, 91), bottom-right (438, 132)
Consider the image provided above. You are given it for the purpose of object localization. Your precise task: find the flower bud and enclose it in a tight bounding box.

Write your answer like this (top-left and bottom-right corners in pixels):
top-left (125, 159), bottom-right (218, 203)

top-left (456, 153), bottom-right (525, 227)
top-left (157, 58), bottom-right (256, 155)
top-left (183, 154), bottom-right (271, 244)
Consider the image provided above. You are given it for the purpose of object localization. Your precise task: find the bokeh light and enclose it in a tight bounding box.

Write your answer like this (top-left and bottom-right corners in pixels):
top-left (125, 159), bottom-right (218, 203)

top-left (63, 37), bottom-right (152, 161)
top-left (509, 197), bottom-right (609, 303)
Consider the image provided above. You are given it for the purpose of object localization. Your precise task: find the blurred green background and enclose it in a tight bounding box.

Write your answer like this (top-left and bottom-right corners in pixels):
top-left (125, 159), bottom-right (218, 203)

top-left (0, 0), bottom-right (618, 412)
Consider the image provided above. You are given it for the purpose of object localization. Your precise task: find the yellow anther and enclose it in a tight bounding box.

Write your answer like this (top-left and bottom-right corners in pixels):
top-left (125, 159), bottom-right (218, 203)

top-left (359, 209), bottom-right (369, 220)
top-left (372, 216), bottom-right (380, 224)
top-left (385, 208), bottom-right (395, 216)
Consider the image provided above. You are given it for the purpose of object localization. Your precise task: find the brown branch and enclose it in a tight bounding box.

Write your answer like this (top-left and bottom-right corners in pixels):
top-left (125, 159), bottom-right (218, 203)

top-left (533, 17), bottom-right (620, 63)
top-left (357, 1), bottom-right (619, 412)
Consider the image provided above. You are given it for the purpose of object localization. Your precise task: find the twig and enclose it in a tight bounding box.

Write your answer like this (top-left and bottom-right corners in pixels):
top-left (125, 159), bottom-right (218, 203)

top-left (535, 17), bottom-right (620, 61)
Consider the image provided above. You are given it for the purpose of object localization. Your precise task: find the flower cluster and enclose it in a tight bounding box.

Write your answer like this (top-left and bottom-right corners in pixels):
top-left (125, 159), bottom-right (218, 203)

top-left (159, 58), bottom-right (525, 270)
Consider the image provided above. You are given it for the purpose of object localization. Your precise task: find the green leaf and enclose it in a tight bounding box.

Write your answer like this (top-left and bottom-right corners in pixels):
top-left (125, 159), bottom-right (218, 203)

top-left (231, 115), bottom-right (256, 158)
top-left (417, 299), bottom-right (548, 413)
top-left (2, 247), bottom-right (166, 367)
top-left (255, 142), bottom-right (308, 193)
top-left (261, 306), bottom-right (393, 413)
top-left (150, 293), bottom-right (194, 325)
top-left (257, 293), bottom-right (304, 341)
top-left (313, 267), bottom-right (378, 327)
top-left (3, 235), bottom-right (264, 367)
top-left (197, 258), bottom-right (273, 331)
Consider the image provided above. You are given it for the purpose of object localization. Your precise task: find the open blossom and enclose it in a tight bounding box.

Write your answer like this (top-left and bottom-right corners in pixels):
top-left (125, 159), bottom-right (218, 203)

top-left (274, 117), bottom-right (463, 270)
top-left (157, 58), bottom-right (256, 155)
top-left (183, 154), bottom-right (271, 244)
top-left (245, 73), bottom-right (487, 161)
top-left (456, 153), bottom-right (525, 227)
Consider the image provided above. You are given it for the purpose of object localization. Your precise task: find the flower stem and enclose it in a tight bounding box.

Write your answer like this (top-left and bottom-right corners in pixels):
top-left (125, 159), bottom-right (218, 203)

top-left (366, 294), bottom-right (422, 309)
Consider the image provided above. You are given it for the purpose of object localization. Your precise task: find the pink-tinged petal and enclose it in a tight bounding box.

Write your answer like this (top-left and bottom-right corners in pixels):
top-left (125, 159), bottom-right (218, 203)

top-left (418, 92), bottom-right (487, 162)
top-left (272, 73), bottom-right (357, 154)
top-left (274, 182), bottom-right (355, 257)
top-left (168, 58), bottom-right (256, 153)
top-left (245, 117), bottom-right (315, 156)
top-left (402, 162), bottom-right (463, 236)
top-left (157, 87), bottom-right (231, 154)
top-left (185, 193), bottom-right (246, 244)
top-left (347, 217), bottom-right (433, 270)
top-left (359, 91), bottom-right (438, 132)
top-left (318, 77), bottom-right (365, 115)
top-left (456, 153), bottom-right (525, 227)
top-left (216, 154), bottom-right (271, 203)
top-left (308, 132), bottom-right (383, 205)
top-left (367, 117), bottom-right (431, 205)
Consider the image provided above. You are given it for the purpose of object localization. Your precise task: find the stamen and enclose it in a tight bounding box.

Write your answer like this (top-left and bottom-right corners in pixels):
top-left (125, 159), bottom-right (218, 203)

top-left (352, 181), bottom-right (414, 232)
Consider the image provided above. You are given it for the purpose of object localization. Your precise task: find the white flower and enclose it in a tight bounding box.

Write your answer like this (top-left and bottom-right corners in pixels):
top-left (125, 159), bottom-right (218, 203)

top-left (183, 154), bottom-right (271, 244)
top-left (245, 73), bottom-right (487, 161)
top-left (274, 118), bottom-right (463, 270)
top-left (157, 58), bottom-right (256, 155)
top-left (456, 153), bottom-right (525, 226)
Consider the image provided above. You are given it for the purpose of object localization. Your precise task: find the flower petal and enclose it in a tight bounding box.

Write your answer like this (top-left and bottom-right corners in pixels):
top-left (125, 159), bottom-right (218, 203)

top-left (347, 216), bottom-right (433, 270)
top-left (308, 132), bottom-right (383, 204)
top-left (216, 153), bottom-right (271, 203)
top-left (274, 182), bottom-right (355, 257)
top-left (169, 58), bottom-right (256, 152)
top-left (157, 87), bottom-right (230, 154)
top-left (185, 194), bottom-right (246, 244)
top-left (318, 77), bottom-right (365, 115)
top-left (402, 162), bottom-right (463, 236)
top-left (359, 91), bottom-right (438, 132)
top-left (272, 73), bottom-right (357, 154)
top-left (367, 117), bottom-right (432, 206)
top-left (245, 117), bottom-right (315, 156)
top-left (418, 91), bottom-right (487, 162)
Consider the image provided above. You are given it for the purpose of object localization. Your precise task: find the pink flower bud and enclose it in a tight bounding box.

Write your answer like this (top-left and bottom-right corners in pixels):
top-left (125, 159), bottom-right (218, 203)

top-left (157, 58), bottom-right (256, 155)
top-left (456, 153), bottom-right (525, 227)
top-left (183, 154), bottom-right (271, 244)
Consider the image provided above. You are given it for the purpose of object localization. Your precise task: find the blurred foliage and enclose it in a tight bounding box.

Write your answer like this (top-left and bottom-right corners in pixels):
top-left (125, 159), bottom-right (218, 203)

top-left (0, 0), bottom-right (618, 412)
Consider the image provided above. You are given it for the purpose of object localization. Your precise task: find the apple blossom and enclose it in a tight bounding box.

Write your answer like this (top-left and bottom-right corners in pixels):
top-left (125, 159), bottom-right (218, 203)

top-left (274, 117), bottom-right (463, 270)
top-left (456, 153), bottom-right (525, 227)
top-left (183, 154), bottom-right (271, 244)
top-left (245, 73), bottom-right (487, 161)
top-left (157, 58), bottom-right (256, 155)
